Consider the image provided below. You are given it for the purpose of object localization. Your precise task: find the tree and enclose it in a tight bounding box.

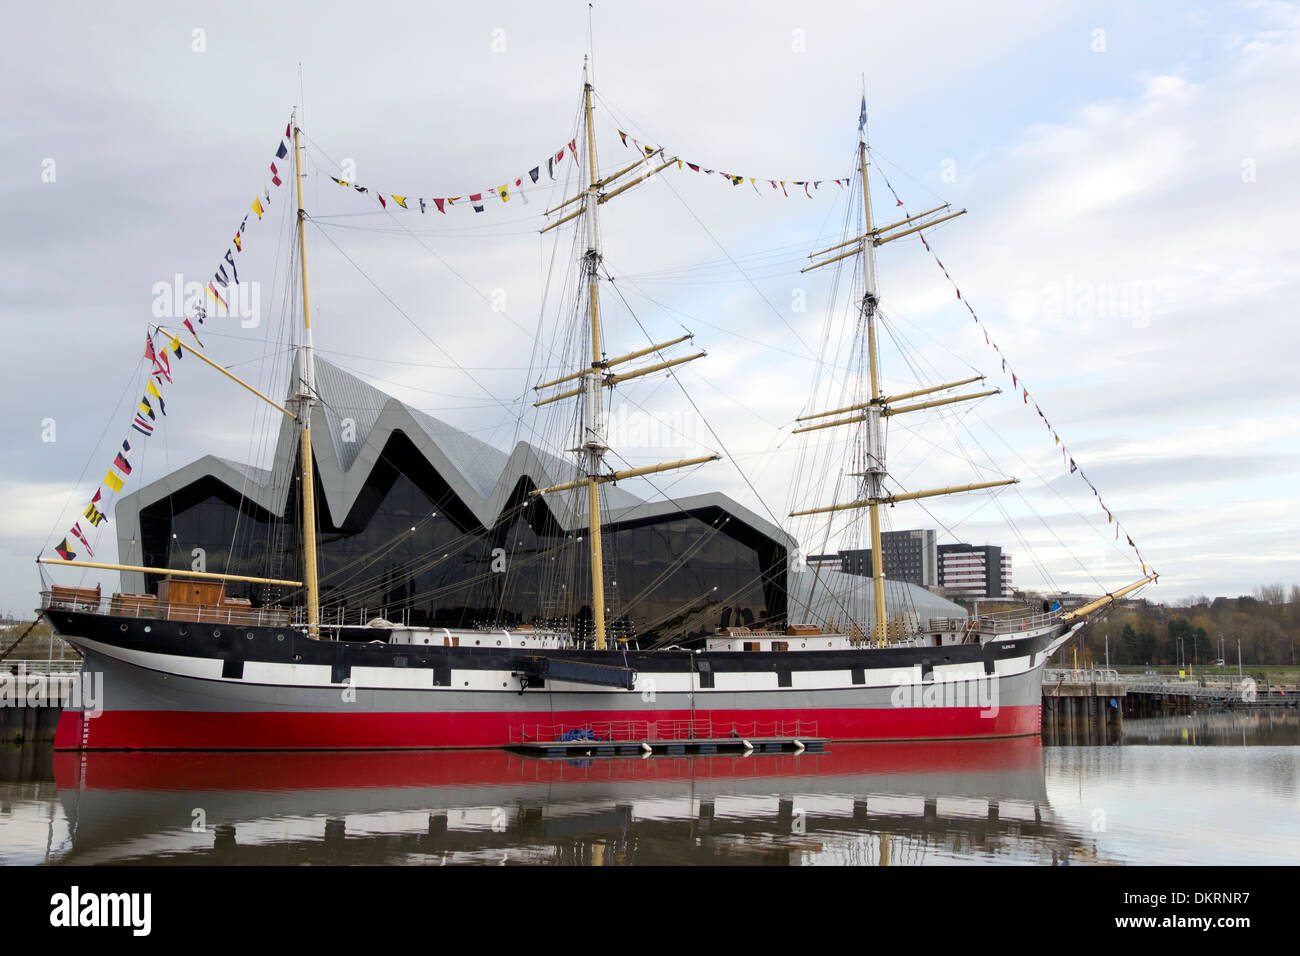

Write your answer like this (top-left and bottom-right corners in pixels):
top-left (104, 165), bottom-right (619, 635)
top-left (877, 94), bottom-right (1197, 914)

top-left (1256, 583), bottom-right (1286, 605)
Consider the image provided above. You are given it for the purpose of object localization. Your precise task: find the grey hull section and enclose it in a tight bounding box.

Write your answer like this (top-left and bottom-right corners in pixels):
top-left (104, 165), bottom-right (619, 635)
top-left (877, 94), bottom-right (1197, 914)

top-left (82, 647), bottom-right (1046, 715)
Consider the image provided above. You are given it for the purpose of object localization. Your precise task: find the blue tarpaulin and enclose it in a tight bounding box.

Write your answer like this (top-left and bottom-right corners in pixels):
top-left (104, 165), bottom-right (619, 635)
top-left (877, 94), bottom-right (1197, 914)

top-left (557, 728), bottom-right (602, 742)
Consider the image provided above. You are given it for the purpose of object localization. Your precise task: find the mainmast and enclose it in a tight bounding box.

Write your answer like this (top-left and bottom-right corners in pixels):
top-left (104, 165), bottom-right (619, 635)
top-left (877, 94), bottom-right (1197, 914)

top-left (856, 107), bottom-right (889, 645)
top-left (291, 108), bottom-right (322, 639)
top-left (533, 63), bottom-right (715, 649)
top-left (580, 64), bottom-right (610, 651)
top-left (793, 94), bottom-right (1002, 646)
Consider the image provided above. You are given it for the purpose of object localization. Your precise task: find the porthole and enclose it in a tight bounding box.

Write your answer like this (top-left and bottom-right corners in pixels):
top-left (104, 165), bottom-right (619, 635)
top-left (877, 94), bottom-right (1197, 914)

top-left (213, 629), bottom-right (221, 638)
top-left (464, 681), bottom-right (469, 687)
top-left (246, 633), bottom-right (254, 640)
top-left (801, 642), bottom-right (806, 648)
top-left (178, 627), bottom-right (188, 637)
top-left (276, 634), bottom-right (285, 642)
top-left (496, 640), bottom-right (501, 646)
top-left (119, 624), bottom-right (128, 632)
top-left (475, 640), bottom-right (481, 646)
top-left (143, 625), bottom-right (151, 633)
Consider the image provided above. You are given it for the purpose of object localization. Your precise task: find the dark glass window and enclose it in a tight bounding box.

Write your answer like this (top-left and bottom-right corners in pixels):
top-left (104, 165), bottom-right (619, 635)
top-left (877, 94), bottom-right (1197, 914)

top-left (139, 434), bottom-right (785, 644)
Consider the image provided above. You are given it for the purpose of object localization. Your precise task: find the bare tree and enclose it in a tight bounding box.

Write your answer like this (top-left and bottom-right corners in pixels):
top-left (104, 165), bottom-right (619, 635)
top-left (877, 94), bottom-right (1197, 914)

top-left (1257, 583), bottom-right (1286, 605)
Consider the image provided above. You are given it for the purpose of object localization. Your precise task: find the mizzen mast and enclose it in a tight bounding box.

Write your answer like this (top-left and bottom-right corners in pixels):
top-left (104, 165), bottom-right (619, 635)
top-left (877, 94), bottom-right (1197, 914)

top-left (532, 61), bottom-right (715, 649)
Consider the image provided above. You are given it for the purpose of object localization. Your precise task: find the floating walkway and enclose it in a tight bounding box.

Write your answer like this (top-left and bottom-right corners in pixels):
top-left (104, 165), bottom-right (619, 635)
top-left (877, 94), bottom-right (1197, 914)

top-left (508, 718), bottom-right (824, 758)
top-left (512, 736), bottom-right (825, 758)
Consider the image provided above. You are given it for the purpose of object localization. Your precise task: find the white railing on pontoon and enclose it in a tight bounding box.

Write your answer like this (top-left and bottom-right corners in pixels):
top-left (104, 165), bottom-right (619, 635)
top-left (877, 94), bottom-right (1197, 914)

top-left (1, 659), bottom-right (83, 674)
top-left (510, 717), bottom-right (819, 745)
top-left (1043, 668), bottom-right (1120, 683)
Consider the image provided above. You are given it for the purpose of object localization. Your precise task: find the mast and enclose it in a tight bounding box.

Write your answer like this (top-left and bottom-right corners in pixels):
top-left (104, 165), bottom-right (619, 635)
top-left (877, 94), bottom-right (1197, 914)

top-left (794, 95), bottom-right (995, 646)
top-left (291, 108), bottom-right (322, 639)
top-left (580, 61), bottom-right (610, 650)
top-left (856, 101), bottom-right (890, 645)
top-left (532, 63), bottom-right (714, 649)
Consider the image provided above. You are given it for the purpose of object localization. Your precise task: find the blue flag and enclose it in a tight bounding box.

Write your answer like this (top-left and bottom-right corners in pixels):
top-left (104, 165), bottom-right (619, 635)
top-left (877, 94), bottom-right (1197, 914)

top-left (859, 95), bottom-right (867, 132)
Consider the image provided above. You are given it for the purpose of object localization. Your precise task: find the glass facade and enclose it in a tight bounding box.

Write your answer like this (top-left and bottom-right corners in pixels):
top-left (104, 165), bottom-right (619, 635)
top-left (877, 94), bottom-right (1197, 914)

top-left (139, 432), bottom-right (786, 644)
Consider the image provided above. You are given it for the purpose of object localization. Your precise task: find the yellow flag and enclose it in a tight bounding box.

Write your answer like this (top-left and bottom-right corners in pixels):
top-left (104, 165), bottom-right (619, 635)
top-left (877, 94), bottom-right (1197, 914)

top-left (103, 470), bottom-right (124, 493)
top-left (392, 195), bottom-right (408, 208)
top-left (252, 196), bottom-right (264, 220)
top-left (497, 184), bottom-right (509, 202)
top-left (146, 380), bottom-right (161, 400)
top-left (170, 335), bottom-right (182, 356)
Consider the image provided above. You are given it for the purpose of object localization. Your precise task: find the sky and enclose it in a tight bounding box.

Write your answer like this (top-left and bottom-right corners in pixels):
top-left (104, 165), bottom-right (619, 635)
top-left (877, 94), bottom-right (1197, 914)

top-left (2, 0), bottom-right (1298, 616)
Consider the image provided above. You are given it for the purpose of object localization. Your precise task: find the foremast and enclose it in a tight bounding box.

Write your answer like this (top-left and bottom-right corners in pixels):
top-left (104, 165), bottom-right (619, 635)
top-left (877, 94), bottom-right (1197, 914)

top-left (532, 62), bottom-right (715, 649)
top-left (38, 113), bottom-right (324, 620)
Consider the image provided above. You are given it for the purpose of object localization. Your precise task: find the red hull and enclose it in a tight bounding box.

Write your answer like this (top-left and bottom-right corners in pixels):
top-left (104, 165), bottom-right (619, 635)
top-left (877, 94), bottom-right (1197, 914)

top-left (52, 737), bottom-right (1046, 792)
top-left (55, 704), bottom-right (1041, 751)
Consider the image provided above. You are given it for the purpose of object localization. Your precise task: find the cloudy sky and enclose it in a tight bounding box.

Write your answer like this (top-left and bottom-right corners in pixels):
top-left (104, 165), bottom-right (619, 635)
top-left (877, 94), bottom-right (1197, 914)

top-left (3, 0), bottom-right (1298, 617)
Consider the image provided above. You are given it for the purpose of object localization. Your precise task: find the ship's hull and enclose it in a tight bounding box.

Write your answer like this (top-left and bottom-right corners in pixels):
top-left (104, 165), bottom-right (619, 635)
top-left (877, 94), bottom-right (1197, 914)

top-left (45, 608), bottom-right (1074, 751)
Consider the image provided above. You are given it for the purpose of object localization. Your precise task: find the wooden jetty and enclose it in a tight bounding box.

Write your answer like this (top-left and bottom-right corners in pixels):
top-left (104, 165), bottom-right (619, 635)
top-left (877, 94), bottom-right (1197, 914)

top-left (1041, 668), bottom-right (1126, 745)
top-left (0, 666), bottom-right (80, 743)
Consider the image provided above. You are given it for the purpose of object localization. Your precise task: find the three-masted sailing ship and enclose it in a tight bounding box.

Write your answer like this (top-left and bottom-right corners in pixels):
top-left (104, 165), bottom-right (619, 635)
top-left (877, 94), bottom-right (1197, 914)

top-left (38, 66), bottom-right (1156, 750)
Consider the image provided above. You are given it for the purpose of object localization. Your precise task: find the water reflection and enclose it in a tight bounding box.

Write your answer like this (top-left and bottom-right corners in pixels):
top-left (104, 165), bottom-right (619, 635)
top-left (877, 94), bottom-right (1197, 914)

top-left (6, 713), bottom-right (1296, 865)
top-left (12, 739), bottom-right (1106, 866)
top-left (1120, 710), bottom-right (1300, 746)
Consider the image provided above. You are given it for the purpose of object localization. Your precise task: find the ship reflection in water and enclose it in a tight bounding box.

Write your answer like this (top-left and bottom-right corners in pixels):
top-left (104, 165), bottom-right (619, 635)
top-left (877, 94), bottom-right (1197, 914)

top-left (10, 738), bottom-right (1111, 866)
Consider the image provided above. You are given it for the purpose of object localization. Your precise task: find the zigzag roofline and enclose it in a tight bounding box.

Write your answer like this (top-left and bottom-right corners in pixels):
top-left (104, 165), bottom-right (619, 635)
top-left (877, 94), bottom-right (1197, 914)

top-left (115, 359), bottom-right (796, 588)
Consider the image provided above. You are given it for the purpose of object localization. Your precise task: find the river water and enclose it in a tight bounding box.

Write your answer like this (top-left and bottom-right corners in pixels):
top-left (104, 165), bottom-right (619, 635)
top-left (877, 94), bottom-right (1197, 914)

top-left (1, 711), bottom-right (1296, 865)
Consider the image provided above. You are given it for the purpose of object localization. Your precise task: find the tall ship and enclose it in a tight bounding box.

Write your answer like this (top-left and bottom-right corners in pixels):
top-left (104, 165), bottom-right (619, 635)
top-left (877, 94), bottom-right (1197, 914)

top-left (37, 64), bottom-right (1156, 750)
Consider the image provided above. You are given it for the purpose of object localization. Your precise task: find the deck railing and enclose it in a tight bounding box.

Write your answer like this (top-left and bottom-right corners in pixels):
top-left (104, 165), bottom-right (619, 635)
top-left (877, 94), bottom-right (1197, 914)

top-left (39, 590), bottom-right (292, 629)
top-left (977, 610), bottom-right (1063, 634)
